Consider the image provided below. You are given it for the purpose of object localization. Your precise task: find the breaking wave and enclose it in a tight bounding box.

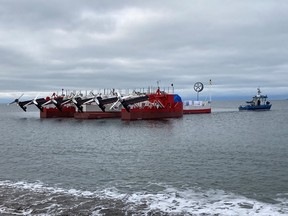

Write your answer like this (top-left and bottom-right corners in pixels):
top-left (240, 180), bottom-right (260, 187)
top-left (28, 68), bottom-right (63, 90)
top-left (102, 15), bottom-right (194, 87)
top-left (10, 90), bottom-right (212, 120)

top-left (0, 180), bottom-right (287, 215)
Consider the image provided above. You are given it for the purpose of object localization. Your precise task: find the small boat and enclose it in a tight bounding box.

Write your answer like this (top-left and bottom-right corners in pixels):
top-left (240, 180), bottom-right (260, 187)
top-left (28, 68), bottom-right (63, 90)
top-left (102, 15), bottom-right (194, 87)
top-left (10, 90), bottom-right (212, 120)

top-left (183, 81), bottom-right (212, 114)
top-left (238, 88), bottom-right (272, 111)
top-left (183, 100), bottom-right (211, 114)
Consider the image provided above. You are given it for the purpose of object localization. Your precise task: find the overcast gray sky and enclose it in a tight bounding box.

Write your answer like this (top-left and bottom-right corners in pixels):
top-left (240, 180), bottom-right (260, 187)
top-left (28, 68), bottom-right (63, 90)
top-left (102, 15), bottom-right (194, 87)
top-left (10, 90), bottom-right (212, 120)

top-left (1, 0), bottom-right (287, 100)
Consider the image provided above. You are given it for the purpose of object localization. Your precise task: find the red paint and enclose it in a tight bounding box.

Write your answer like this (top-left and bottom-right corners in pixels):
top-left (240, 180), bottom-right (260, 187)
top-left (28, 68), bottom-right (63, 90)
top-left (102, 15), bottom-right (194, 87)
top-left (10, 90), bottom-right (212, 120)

top-left (121, 93), bottom-right (183, 120)
top-left (74, 111), bottom-right (121, 119)
top-left (183, 108), bottom-right (211, 114)
top-left (40, 106), bottom-right (76, 118)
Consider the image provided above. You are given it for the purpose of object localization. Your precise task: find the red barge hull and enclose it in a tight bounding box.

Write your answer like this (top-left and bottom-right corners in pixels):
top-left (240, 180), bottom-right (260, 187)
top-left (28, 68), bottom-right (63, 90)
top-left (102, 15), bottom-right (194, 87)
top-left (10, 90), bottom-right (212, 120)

top-left (39, 91), bottom-right (184, 120)
top-left (183, 108), bottom-right (211, 114)
top-left (121, 93), bottom-right (183, 120)
top-left (40, 106), bottom-right (76, 118)
top-left (121, 108), bottom-right (182, 120)
top-left (40, 108), bottom-right (121, 119)
top-left (74, 111), bottom-right (121, 119)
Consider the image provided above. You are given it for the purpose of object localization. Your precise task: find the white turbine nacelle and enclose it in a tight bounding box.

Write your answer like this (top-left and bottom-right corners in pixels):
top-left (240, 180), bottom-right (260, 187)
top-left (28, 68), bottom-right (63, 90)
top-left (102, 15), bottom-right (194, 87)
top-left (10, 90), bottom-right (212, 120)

top-left (109, 93), bottom-right (132, 110)
top-left (32, 93), bottom-right (40, 106)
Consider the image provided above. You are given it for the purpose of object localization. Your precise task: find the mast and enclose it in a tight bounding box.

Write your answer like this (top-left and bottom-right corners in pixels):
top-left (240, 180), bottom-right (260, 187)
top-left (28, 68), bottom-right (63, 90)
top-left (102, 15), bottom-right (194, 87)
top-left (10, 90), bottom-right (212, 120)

top-left (209, 79), bottom-right (212, 104)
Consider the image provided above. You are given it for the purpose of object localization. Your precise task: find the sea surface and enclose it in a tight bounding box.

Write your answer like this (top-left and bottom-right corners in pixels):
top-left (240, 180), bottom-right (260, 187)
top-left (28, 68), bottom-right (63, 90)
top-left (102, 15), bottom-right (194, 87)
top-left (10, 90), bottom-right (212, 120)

top-left (0, 100), bottom-right (288, 215)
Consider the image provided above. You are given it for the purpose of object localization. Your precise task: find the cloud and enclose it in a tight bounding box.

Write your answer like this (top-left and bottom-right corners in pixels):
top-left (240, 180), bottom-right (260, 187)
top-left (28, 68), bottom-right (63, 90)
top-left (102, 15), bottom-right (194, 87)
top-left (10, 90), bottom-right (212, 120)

top-left (0, 0), bottom-right (288, 100)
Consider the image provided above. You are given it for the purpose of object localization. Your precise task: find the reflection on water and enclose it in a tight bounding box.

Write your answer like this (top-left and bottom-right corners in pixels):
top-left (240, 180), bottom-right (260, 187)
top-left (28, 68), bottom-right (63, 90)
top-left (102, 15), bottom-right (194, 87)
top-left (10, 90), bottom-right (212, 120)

top-left (0, 101), bottom-right (288, 215)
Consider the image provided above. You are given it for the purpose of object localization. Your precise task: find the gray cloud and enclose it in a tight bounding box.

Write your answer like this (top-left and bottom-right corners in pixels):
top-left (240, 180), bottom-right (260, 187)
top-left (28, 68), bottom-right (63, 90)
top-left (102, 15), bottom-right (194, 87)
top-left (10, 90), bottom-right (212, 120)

top-left (1, 0), bottom-right (288, 100)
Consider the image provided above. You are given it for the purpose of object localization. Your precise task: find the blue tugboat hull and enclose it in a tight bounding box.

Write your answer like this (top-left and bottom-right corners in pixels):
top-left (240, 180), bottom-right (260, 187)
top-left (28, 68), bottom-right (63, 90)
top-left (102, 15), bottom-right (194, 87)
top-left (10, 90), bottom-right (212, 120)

top-left (238, 104), bottom-right (272, 111)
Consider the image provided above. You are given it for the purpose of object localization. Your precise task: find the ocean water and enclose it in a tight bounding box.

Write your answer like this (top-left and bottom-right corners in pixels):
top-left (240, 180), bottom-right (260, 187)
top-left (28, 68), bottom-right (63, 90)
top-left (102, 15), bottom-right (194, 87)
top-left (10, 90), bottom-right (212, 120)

top-left (0, 100), bottom-right (288, 215)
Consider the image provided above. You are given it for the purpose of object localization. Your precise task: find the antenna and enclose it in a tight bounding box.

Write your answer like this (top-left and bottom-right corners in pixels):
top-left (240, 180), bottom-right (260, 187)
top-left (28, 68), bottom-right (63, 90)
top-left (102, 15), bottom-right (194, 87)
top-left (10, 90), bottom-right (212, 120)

top-left (209, 79), bottom-right (212, 103)
top-left (171, 83), bottom-right (174, 94)
top-left (157, 80), bottom-right (160, 88)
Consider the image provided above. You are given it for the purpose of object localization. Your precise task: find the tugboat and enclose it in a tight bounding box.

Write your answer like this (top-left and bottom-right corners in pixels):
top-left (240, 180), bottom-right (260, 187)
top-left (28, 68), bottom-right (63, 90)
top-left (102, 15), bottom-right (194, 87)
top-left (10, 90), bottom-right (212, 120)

top-left (183, 81), bottom-right (211, 114)
top-left (238, 88), bottom-right (272, 111)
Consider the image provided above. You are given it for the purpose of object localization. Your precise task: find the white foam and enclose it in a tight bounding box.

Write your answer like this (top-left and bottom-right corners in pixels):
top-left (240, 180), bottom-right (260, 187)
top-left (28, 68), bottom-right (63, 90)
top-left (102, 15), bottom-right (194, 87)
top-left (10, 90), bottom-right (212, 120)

top-left (1, 180), bottom-right (287, 215)
top-left (110, 187), bottom-right (288, 215)
top-left (0, 206), bottom-right (33, 216)
top-left (0, 180), bottom-right (95, 197)
top-left (100, 187), bottom-right (129, 200)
